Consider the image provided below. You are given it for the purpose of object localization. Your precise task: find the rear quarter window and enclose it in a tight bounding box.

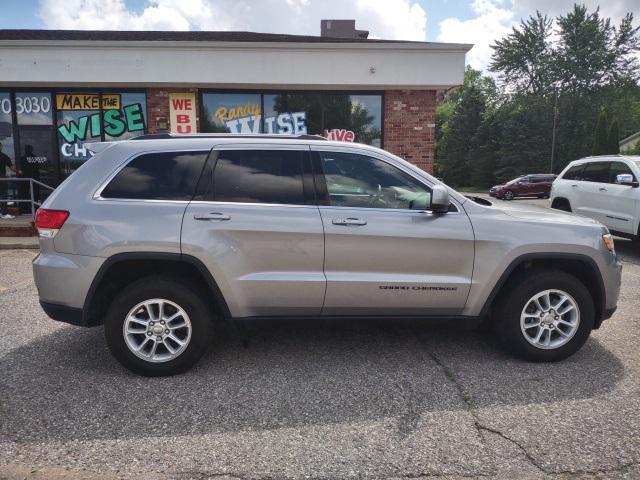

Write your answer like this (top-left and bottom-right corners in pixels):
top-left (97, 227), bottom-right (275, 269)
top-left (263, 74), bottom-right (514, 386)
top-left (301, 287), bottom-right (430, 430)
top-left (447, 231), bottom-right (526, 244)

top-left (561, 164), bottom-right (585, 180)
top-left (101, 151), bottom-right (209, 200)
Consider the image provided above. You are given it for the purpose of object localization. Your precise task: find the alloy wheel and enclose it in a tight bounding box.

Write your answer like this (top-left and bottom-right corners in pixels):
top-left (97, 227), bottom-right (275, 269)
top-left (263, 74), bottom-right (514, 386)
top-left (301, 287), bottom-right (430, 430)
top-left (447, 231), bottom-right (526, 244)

top-left (123, 298), bottom-right (192, 363)
top-left (520, 289), bottom-right (580, 349)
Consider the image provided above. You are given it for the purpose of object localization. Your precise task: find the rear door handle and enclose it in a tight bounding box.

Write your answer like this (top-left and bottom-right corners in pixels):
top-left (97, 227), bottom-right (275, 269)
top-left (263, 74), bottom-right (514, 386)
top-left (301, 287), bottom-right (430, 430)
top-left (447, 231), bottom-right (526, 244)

top-left (599, 187), bottom-right (607, 191)
top-left (193, 212), bottom-right (231, 221)
top-left (571, 184), bottom-right (578, 187)
top-left (332, 217), bottom-right (367, 226)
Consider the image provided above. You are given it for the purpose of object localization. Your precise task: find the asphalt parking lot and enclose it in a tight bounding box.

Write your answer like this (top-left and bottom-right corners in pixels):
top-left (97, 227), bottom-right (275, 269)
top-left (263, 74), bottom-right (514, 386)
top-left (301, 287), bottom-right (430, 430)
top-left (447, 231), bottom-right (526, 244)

top-left (1, 198), bottom-right (639, 479)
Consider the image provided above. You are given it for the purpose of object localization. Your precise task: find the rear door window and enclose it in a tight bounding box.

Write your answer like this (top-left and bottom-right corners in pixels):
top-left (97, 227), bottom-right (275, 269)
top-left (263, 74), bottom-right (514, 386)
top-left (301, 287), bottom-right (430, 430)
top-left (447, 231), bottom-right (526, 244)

top-left (101, 150), bottom-right (209, 200)
top-left (212, 149), bottom-right (307, 205)
top-left (581, 162), bottom-right (610, 183)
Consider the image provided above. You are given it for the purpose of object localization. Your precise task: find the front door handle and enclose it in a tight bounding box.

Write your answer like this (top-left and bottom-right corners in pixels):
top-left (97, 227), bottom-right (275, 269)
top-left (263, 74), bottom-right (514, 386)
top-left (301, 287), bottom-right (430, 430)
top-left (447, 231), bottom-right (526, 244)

top-left (571, 184), bottom-right (578, 188)
top-left (599, 187), bottom-right (607, 192)
top-left (193, 212), bottom-right (231, 221)
top-left (332, 217), bottom-right (367, 226)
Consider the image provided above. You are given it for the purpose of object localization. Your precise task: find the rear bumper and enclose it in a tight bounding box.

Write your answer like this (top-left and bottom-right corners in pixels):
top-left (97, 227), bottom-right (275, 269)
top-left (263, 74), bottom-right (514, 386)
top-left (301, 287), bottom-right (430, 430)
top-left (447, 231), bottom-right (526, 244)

top-left (33, 252), bottom-right (104, 310)
top-left (40, 301), bottom-right (85, 326)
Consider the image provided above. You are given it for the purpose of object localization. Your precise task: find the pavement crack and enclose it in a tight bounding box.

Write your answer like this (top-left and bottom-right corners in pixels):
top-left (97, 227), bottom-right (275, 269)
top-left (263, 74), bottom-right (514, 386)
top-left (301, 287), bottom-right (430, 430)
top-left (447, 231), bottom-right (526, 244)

top-left (427, 351), bottom-right (547, 475)
top-left (395, 376), bottom-right (421, 439)
top-left (427, 351), bottom-right (640, 477)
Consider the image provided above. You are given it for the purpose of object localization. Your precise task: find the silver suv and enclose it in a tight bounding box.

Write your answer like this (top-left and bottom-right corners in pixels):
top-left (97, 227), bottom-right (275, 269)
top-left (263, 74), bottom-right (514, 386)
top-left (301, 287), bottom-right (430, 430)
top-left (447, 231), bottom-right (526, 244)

top-left (33, 134), bottom-right (622, 376)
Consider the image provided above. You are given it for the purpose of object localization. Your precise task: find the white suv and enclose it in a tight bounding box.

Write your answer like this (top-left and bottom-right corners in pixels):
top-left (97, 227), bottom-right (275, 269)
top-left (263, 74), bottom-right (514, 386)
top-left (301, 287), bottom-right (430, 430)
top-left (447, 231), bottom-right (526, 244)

top-left (551, 155), bottom-right (640, 239)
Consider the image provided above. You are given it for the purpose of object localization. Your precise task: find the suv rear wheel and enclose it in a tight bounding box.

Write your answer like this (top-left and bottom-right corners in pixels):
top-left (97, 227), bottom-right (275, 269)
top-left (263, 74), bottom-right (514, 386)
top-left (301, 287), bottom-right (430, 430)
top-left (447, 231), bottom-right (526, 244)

top-left (551, 198), bottom-right (572, 212)
top-left (104, 275), bottom-right (213, 376)
top-left (493, 269), bottom-right (594, 362)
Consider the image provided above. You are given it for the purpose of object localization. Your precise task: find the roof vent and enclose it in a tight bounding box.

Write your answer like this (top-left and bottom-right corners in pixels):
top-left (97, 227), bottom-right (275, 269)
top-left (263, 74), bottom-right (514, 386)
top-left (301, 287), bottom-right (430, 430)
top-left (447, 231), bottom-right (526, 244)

top-left (321, 20), bottom-right (369, 39)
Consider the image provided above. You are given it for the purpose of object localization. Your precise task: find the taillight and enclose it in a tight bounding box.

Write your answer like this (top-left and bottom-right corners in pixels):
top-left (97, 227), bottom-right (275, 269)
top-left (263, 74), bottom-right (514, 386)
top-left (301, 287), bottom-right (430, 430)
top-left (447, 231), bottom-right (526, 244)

top-left (35, 209), bottom-right (69, 237)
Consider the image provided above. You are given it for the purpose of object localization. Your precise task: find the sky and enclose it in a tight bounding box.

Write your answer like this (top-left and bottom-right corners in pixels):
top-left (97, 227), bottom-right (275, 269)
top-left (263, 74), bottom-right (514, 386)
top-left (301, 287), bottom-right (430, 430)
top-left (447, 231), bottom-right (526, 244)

top-left (0, 0), bottom-right (638, 72)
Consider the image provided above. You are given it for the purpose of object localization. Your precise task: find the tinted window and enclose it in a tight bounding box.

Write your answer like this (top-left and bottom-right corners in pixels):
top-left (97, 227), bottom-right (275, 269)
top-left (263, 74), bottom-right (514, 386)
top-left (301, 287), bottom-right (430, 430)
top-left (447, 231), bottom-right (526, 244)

top-left (213, 150), bottom-right (305, 205)
top-left (582, 162), bottom-right (610, 183)
top-left (319, 152), bottom-right (431, 210)
top-left (609, 161), bottom-right (636, 183)
top-left (506, 176), bottom-right (525, 185)
top-left (562, 164), bottom-right (584, 180)
top-left (102, 151), bottom-right (208, 200)
top-left (531, 175), bottom-right (554, 183)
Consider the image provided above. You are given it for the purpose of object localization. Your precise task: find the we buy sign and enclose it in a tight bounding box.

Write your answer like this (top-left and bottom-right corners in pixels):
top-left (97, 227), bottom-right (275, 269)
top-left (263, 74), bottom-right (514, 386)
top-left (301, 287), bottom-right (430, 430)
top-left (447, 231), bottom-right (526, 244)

top-left (169, 93), bottom-right (197, 133)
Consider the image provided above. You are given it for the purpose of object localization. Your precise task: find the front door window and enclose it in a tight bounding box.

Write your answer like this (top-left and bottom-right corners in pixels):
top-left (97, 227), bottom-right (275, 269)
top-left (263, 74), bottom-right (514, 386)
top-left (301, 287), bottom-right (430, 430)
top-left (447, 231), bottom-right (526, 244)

top-left (319, 152), bottom-right (431, 210)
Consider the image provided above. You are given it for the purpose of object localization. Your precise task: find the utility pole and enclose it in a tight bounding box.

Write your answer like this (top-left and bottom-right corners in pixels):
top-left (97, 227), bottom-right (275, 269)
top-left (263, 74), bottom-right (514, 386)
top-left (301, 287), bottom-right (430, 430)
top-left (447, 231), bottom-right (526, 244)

top-left (550, 91), bottom-right (559, 173)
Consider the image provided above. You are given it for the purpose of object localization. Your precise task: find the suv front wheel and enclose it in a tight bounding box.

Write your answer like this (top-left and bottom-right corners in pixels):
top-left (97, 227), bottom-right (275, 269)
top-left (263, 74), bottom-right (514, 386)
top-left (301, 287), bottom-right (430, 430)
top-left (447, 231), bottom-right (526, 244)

top-left (104, 276), bottom-right (214, 376)
top-left (494, 269), bottom-right (594, 361)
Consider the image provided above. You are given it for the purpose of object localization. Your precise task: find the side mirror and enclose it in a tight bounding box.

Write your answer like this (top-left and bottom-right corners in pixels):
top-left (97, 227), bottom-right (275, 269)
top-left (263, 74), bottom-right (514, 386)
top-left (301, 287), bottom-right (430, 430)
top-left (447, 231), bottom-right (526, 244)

top-left (430, 185), bottom-right (450, 214)
top-left (616, 173), bottom-right (639, 187)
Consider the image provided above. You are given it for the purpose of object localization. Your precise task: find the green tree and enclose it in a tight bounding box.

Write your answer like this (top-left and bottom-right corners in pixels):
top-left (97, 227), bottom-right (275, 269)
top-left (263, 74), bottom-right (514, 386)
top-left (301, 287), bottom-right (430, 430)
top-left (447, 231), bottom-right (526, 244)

top-left (556, 7), bottom-right (640, 92)
top-left (593, 110), bottom-right (610, 155)
top-left (436, 67), bottom-right (496, 186)
top-left (490, 12), bottom-right (554, 94)
top-left (608, 116), bottom-right (620, 154)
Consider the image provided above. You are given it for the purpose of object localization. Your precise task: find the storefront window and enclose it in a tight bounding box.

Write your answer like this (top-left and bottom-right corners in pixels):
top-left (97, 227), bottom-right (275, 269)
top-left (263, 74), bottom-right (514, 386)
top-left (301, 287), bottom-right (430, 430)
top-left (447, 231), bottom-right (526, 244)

top-left (264, 92), bottom-right (382, 146)
top-left (104, 92), bottom-right (147, 141)
top-left (56, 91), bottom-right (147, 175)
top-left (15, 92), bottom-right (57, 191)
top-left (260, 94), bottom-right (308, 135)
top-left (0, 92), bottom-right (15, 163)
top-left (202, 91), bottom-right (382, 146)
top-left (201, 93), bottom-right (262, 133)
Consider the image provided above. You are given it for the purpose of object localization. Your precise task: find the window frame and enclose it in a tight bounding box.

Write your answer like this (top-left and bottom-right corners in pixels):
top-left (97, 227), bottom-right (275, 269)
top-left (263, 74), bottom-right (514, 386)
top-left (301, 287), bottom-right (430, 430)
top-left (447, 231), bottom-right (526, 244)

top-left (310, 147), bottom-right (459, 213)
top-left (94, 148), bottom-right (212, 203)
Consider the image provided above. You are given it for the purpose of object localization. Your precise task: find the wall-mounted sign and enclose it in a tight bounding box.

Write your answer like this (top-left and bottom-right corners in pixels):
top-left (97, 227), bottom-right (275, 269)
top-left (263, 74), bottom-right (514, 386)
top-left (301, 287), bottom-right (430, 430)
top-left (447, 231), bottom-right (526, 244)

top-left (215, 102), bottom-right (261, 124)
top-left (169, 93), bottom-right (197, 134)
top-left (56, 93), bottom-right (121, 111)
top-left (58, 104), bottom-right (145, 144)
top-left (322, 129), bottom-right (355, 142)
top-left (224, 112), bottom-right (308, 135)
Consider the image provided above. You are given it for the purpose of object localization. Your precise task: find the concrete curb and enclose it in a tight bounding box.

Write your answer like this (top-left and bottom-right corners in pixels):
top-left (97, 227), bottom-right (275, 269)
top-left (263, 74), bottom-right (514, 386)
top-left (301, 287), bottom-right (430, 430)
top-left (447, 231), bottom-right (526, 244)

top-left (0, 237), bottom-right (39, 250)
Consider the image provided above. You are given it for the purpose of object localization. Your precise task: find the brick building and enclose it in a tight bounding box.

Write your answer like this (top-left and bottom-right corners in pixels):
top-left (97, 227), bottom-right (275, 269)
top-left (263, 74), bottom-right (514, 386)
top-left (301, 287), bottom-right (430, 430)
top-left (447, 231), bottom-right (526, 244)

top-left (0, 26), bottom-right (470, 185)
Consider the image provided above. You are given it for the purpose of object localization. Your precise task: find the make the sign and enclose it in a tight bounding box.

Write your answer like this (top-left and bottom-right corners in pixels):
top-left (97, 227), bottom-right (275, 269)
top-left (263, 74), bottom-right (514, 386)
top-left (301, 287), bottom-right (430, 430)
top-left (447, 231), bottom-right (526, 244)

top-left (169, 93), bottom-right (197, 134)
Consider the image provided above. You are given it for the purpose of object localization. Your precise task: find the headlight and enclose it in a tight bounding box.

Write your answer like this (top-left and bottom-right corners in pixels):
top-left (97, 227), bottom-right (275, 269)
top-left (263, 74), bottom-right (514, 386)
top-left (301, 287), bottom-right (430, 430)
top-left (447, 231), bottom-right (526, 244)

top-left (602, 234), bottom-right (615, 253)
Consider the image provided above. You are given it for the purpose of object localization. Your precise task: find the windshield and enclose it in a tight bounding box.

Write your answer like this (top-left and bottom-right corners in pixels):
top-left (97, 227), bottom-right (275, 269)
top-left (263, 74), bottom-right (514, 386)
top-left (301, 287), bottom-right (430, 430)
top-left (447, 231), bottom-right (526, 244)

top-left (506, 176), bottom-right (524, 185)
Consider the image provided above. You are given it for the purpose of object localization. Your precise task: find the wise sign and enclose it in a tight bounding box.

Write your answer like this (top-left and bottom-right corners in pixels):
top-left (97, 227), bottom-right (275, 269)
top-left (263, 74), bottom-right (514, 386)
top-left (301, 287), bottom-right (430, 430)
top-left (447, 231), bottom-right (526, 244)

top-left (169, 93), bottom-right (197, 134)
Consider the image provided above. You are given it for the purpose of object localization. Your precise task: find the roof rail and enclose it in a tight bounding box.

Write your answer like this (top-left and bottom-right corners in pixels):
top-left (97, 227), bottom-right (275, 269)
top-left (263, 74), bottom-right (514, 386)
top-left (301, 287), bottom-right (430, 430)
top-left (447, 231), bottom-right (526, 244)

top-left (131, 133), bottom-right (327, 141)
top-left (583, 154), bottom-right (624, 158)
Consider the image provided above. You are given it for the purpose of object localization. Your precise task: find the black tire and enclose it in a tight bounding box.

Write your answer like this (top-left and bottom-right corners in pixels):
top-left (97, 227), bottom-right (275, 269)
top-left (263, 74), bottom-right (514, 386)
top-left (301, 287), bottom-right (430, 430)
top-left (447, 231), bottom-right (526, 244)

top-left (551, 198), bottom-right (572, 212)
top-left (504, 190), bottom-right (515, 200)
top-left (493, 269), bottom-right (594, 362)
top-left (104, 275), bottom-right (214, 376)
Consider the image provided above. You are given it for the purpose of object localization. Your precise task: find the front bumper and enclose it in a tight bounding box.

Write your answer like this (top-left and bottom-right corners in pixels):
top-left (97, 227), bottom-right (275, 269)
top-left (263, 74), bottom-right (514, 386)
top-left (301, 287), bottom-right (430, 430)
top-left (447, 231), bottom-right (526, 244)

top-left (40, 301), bottom-right (85, 326)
